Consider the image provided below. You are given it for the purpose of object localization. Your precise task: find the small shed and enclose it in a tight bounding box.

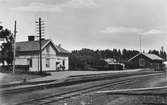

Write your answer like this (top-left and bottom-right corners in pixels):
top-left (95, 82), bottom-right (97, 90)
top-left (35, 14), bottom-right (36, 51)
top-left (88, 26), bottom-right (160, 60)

top-left (104, 58), bottom-right (125, 70)
top-left (108, 63), bottom-right (125, 70)
top-left (128, 53), bottom-right (164, 70)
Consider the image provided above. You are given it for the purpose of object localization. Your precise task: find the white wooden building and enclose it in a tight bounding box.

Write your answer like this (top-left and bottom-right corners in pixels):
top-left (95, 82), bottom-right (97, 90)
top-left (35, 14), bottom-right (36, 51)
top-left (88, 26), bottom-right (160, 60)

top-left (15, 38), bottom-right (70, 72)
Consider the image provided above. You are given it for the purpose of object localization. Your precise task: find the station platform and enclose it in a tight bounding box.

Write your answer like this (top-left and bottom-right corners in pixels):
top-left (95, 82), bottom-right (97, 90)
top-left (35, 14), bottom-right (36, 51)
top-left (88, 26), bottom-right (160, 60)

top-left (28, 69), bottom-right (142, 83)
top-left (0, 69), bottom-right (164, 95)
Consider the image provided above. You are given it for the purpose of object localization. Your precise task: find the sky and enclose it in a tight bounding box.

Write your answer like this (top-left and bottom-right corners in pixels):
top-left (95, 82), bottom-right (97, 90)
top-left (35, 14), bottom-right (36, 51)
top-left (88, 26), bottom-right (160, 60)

top-left (0, 0), bottom-right (167, 52)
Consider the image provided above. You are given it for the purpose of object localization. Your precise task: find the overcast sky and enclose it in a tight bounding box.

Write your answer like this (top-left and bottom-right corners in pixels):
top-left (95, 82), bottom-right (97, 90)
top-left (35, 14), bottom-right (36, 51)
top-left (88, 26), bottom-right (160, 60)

top-left (0, 0), bottom-right (167, 51)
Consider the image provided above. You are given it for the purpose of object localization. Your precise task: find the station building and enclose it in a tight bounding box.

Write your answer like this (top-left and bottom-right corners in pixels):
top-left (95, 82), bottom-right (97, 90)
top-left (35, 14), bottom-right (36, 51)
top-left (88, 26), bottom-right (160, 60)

top-left (15, 36), bottom-right (70, 72)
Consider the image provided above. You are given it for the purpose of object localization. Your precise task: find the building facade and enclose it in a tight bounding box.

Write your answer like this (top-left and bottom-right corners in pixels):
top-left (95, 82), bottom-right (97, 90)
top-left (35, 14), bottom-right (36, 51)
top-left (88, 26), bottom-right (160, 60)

top-left (15, 39), bottom-right (69, 72)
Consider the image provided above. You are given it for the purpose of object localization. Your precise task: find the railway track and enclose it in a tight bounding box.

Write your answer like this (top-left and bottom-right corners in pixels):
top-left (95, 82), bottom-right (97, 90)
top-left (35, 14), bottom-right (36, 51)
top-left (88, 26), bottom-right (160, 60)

top-left (14, 73), bottom-right (162, 105)
top-left (1, 71), bottom-right (162, 95)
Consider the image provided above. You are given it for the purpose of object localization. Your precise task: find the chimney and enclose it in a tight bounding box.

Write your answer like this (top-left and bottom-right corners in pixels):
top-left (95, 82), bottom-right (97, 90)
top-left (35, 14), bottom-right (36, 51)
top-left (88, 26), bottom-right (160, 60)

top-left (28, 36), bottom-right (35, 41)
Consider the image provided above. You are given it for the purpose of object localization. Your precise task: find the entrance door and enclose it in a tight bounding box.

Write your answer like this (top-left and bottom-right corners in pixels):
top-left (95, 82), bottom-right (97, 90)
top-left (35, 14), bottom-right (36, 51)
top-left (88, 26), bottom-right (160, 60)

top-left (56, 62), bottom-right (60, 71)
top-left (155, 63), bottom-right (160, 70)
top-left (139, 58), bottom-right (145, 67)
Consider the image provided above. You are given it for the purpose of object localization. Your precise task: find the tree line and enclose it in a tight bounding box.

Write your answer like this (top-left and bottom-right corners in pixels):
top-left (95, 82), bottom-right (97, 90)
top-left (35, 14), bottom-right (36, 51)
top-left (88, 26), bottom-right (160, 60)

top-left (0, 26), bottom-right (166, 71)
top-left (69, 48), bottom-right (167, 70)
top-left (0, 26), bottom-right (14, 66)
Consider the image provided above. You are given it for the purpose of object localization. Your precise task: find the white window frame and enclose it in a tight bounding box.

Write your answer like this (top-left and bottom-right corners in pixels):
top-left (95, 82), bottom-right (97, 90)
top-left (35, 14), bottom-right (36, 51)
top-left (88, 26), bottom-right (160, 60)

top-left (46, 58), bottom-right (50, 68)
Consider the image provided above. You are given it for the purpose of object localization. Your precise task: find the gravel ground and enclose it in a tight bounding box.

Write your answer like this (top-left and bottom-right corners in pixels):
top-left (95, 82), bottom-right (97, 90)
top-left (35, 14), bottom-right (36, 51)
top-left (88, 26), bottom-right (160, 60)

top-left (0, 73), bottom-right (41, 83)
top-left (29, 69), bottom-right (142, 82)
top-left (46, 74), bottom-right (167, 105)
top-left (48, 94), bottom-right (167, 105)
top-left (0, 71), bottom-right (166, 105)
top-left (0, 69), bottom-right (142, 84)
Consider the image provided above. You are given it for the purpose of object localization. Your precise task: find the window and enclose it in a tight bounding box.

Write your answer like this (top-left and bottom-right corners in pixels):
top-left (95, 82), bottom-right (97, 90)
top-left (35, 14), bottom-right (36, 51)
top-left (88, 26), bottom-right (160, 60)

top-left (155, 63), bottom-right (160, 70)
top-left (46, 46), bottom-right (50, 54)
top-left (27, 58), bottom-right (32, 67)
top-left (46, 58), bottom-right (50, 68)
top-left (139, 58), bottom-right (145, 67)
top-left (62, 60), bottom-right (65, 66)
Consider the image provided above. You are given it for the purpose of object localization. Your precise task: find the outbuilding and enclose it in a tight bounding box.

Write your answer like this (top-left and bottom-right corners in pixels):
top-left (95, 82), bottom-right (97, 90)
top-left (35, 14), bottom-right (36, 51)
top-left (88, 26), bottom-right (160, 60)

top-left (128, 53), bottom-right (164, 70)
top-left (104, 58), bottom-right (125, 70)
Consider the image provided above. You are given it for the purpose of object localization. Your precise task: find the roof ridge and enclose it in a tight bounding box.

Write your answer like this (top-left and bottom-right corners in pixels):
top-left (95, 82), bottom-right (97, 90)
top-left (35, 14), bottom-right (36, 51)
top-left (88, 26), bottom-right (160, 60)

top-left (16, 39), bottom-right (70, 54)
top-left (16, 39), bottom-right (50, 43)
top-left (128, 52), bottom-right (163, 61)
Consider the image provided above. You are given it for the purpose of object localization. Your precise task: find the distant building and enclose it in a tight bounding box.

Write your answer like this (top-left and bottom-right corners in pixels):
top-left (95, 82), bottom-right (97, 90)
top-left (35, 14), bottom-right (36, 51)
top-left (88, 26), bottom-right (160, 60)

top-left (104, 58), bottom-right (125, 70)
top-left (104, 58), bottom-right (117, 64)
top-left (15, 37), bottom-right (70, 72)
top-left (163, 61), bottom-right (167, 70)
top-left (128, 53), bottom-right (164, 70)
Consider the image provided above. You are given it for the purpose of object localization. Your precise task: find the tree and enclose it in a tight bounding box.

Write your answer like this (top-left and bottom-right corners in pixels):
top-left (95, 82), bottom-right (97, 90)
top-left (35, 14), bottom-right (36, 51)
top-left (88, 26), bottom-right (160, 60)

top-left (160, 46), bottom-right (167, 60)
top-left (0, 26), bottom-right (14, 66)
top-left (148, 50), bottom-right (160, 56)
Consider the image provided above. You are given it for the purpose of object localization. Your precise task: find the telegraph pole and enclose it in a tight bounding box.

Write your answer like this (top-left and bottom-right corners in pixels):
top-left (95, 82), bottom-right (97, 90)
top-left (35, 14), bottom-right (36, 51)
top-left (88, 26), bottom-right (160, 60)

top-left (36, 17), bottom-right (44, 74)
top-left (39, 18), bottom-right (42, 74)
top-left (13, 21), bottom-right (17, 73)
top-left (139, 34), bottom-right (142, 52)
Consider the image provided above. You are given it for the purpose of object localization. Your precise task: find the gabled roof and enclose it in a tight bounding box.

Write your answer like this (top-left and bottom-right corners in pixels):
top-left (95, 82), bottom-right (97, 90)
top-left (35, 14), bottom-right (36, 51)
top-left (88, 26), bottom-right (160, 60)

top-left (55, 45), bottom-right (70, 54)
top-left (128, 53), bottom-right (164, 62)
top-left (16, 40), bottom-right (49, 52)
top-left (143, 53), bottom-right (163, 60)
top-left (16, 39), bottom-right (70, 54)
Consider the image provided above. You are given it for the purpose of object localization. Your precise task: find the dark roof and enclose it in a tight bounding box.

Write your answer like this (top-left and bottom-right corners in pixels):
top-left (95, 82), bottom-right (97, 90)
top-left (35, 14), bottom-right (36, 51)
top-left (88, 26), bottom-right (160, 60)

top-left (128, 53), bottom-right (164, 61)
top-left (143, 53), bottom-right (163, 60)
top-left (16, 39), bottom-right (70, 54)
top-left (16, 40), bottom-right (49, 52)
